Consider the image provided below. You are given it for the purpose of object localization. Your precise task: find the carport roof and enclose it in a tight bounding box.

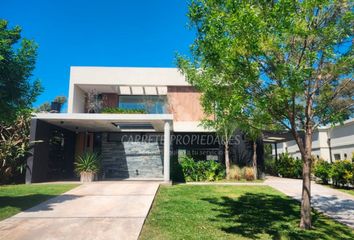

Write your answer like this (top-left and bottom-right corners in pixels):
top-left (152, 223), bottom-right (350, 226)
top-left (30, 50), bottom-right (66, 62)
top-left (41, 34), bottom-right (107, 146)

top-left (33, 113), bottom-right (173, 132)
top-left (262, 130), bottom-right (302, 143)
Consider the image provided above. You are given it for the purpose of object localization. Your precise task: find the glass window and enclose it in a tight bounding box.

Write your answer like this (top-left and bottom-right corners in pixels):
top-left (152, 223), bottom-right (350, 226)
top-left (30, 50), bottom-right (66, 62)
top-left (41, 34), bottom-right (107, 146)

top-left (118, 96), bottom-right (167, 114)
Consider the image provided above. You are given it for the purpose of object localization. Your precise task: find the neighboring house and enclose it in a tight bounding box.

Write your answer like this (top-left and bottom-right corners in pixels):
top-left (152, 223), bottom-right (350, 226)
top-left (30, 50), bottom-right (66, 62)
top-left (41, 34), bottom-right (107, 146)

top-left (26, 67), bottom-right (221, 183)
top-left (271, 118), bottom-right (354, 162)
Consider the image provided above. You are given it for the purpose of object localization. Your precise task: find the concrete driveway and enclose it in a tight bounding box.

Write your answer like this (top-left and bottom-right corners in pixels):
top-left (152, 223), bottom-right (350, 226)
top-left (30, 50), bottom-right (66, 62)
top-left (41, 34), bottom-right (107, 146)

top-left (266, 176), bottom-right (354, 228)
top-left (0, 181), bottom-right (160, 240)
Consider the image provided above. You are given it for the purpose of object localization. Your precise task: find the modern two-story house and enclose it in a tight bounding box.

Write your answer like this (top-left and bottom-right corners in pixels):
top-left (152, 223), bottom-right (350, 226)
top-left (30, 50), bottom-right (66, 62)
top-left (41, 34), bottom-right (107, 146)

top-left (26, 67), bottom-right (223, 183)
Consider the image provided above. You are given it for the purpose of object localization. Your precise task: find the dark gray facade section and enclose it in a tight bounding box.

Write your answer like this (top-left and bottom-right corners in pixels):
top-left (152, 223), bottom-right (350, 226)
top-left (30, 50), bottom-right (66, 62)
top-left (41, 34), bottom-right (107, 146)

top-left (26, 119), bottom-right (76, 183)
top-left (101, 133), bottom-right (164, 179)
top-left (229, 129), bottom-right (265, 175)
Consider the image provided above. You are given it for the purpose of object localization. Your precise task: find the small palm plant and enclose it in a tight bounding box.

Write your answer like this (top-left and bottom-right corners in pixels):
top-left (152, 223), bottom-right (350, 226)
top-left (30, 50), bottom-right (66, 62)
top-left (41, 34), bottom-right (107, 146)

top-left (74, 152), bottom-right (100, 182)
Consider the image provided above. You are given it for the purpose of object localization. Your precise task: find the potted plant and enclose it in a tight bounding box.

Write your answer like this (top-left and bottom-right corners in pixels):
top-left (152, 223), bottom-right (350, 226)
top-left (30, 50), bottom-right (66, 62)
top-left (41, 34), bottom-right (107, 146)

top-left (86, 90), bottom-right (103, 113)
top-left (51, 96), bottom-right (67, 113)
top-left (74, 152), bottom-right (100, 182)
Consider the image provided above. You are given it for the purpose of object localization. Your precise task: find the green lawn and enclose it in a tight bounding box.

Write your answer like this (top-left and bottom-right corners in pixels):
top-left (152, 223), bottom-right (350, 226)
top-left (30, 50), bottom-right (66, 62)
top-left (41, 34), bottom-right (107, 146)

top-left (140, 185), bottom-right (354, 240)
top-left (326, 185), bottom-right (354, 197)
top-left (336, 188), bottom-right (354, 196)
top-left (0, 184), bottom-right (79, 220)
top-left (215, 179), bottom-right (265, 183)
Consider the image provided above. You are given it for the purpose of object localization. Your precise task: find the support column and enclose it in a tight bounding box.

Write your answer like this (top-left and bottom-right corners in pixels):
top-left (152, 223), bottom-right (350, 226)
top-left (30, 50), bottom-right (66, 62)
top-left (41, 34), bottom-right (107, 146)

top-left (164, 121), bottom-right (171, 182)
top-left (25, 119), bottom-right (37, 184)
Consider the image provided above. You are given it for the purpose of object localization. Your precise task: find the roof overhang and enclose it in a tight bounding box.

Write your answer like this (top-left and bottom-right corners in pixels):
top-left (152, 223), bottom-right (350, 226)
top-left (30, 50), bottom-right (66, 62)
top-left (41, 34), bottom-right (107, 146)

top-left (76, 84), bottom-right (168, 95)
top-left (33, 113), bottom-right (173, 132)
top-left (262, 130), bottom-right (303, 143)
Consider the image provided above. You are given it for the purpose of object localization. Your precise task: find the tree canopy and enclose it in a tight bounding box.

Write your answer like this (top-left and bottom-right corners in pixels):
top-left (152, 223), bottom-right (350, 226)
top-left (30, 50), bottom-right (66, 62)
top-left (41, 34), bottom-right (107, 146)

top-left (178, 0), bottom-right (353, 229)
top-left (0, 19), bottom-right (42, 123)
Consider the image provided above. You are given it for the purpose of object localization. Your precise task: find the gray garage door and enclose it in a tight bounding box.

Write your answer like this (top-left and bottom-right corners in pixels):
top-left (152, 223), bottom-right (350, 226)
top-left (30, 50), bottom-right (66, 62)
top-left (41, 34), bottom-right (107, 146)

top-left (100, 133), bottom-right (164, 179)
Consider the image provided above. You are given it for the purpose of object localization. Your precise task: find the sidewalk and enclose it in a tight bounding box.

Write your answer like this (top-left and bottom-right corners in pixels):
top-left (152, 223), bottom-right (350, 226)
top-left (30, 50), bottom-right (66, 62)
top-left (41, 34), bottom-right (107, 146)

top-left (265, 176), bottom-right (354, 228)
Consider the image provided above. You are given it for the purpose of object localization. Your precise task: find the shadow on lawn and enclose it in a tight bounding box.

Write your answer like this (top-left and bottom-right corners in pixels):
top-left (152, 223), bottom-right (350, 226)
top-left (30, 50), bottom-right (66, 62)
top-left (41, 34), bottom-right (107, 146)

top-left (202, 193), bottom-right (354, 240)
top-left (0, 194), bottom-right (79, 213)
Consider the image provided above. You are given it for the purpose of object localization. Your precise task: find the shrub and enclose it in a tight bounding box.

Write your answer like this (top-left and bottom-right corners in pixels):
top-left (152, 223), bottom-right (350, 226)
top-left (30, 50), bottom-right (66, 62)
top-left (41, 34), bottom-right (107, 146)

top-left (330, 160), bottom-right (353, 187)
top-left (229, 165), bottom-right (242, 180)
top-left (244, 167), bottom-right (255, 181)
top-left (101, 107), bottom-right (146, 114)
top-left (314, 160), bottom-right (331, 184)
top-left (179, 155), bottom-right (225, 182)
top-left (264, 157), bottom-right (278, 176)
top-left (294, 158), bottom-right (303, 177)
top-left (351, 162), bottom-right (354, 186)
top-left (74, 152), bottom-right (100, 175)
top-left (204, 160), bottom-right (225, 181)
top-left (0, 111), bottom-right (31, 184)
top-left (53, 96), bottom-right (67, 104)
top-left (179, 155), bottom-right (196, 182)
top-left (277, 153), bottom-right (302, 178)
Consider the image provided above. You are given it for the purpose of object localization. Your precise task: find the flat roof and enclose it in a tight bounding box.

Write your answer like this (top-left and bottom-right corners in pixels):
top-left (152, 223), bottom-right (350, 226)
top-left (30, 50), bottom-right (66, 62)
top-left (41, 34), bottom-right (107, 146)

top-left (70, 66), bottom-right (190, 86)
top-left (34, 113), bottom-right (173, 132)
top-left (34, 113), bottom-right (174, 121)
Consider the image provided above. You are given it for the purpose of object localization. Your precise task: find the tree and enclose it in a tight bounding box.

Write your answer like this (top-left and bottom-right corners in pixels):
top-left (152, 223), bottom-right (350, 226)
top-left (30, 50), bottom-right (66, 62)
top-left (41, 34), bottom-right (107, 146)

top-left (86, 90), bottom-right (102, 113)
top-left (203, 116), bottom-right (238, 179)
top-left (53, 96), bottom-right (67, 104)
top-left (179, 0), bottom-right (353, 229)
top-left (237, 108), bottom-right (276, 179)
top-left (36, 96), bottom-right (67, 113)
top-left (0, 19), bottom-right (42, 123)
top-left (242, 126), bottom-right (262, 179)
top-left (0, 110), bottom-right (32, 183)
top-left (176, 63), bottom-right (245, 179)
top-left (36, 102), bottom-right (51, 112)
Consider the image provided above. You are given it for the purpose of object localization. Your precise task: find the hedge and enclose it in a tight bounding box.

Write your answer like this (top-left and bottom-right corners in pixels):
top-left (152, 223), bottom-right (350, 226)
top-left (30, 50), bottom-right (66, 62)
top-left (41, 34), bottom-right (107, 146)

top-left (179, 155), bottom-right (225, 182)
top-left (267, 153), bottom-right (303, 179)
top-left (314, 160), bottom-right (354, 187)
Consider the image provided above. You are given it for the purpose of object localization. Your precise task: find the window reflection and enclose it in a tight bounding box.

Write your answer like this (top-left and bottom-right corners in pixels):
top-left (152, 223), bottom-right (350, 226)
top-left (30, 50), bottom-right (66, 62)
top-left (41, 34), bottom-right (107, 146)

top-left (118, 96), bottom-right (167, 114)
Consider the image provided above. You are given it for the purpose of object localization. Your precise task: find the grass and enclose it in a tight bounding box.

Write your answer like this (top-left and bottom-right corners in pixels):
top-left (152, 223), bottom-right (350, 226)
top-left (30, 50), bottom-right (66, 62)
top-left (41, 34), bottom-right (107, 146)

top-left (215, 179), bottom-right (265, 183)
top-left (325, 184), bottom-right (354, 197)
top-left (335, 188), bottom-right (354, 196)
top-left (0, 183), bottom-right (79, 220)
top-left (140, 185), bottom-right (354, 240)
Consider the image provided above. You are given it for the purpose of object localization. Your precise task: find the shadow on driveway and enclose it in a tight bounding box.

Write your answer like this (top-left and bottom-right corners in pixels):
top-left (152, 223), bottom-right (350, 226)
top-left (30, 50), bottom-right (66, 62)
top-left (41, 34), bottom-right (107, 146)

top-left (0, 194), bottom-right (80, 214)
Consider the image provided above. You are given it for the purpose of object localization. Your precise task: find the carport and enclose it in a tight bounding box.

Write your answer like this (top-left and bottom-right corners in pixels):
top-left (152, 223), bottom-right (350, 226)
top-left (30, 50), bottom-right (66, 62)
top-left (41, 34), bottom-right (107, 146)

top-left (26, 113), bottom-right (173, 183)
top-left (262, 130), bottom-right (303, 161)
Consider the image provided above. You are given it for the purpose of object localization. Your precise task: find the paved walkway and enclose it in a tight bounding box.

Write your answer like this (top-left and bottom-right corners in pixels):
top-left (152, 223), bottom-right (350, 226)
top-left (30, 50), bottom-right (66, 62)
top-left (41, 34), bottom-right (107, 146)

top-left (265, 176), bottom-right (354, 228)
top-left (0, 181), bottom-right (160, 240)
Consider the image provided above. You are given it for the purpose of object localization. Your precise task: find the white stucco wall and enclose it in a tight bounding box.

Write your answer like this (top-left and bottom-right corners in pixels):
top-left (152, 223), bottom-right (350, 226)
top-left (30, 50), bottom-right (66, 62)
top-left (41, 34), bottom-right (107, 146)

top-left (272, 119), bottom-right (354, 161)
top-left (70, 67), bottom-right (189, 86)
top-left (329, 121), bottom-right (354, 161)
top-left (68, 85), bottom-right (85, 113)
top-left (67, 67), bottom-right (191, 114)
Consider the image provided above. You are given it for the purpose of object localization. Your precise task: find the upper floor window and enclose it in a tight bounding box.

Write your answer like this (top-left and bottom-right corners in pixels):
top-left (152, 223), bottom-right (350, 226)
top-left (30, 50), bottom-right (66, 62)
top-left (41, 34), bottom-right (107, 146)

top-left (118, 95), bottom-right (167, 114)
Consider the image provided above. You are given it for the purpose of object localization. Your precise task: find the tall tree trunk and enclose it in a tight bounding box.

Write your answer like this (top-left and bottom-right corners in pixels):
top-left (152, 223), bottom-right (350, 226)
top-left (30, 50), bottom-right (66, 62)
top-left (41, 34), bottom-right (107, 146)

top-left (252, 141), bottom-right (258, 179)
top-left (300, 131), bottom-right (313, 229)
top-left (225, 143), bottom-right (230, 179)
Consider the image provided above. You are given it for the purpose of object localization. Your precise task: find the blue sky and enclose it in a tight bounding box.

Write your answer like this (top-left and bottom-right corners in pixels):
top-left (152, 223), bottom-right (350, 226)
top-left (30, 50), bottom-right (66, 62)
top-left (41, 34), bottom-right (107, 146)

top-left (2, 0), bottom-right (194, 110)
